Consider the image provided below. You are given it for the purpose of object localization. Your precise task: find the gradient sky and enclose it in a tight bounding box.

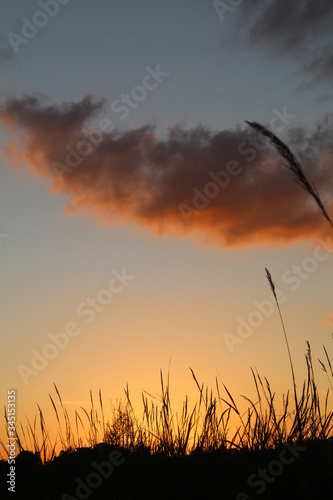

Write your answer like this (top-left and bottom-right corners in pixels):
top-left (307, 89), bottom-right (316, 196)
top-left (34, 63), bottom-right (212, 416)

top-left (1, 0), bottom-right (333, 451)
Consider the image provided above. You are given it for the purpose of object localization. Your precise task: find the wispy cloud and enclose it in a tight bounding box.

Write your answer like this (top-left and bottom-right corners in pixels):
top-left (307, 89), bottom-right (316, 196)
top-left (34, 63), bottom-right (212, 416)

top-left (0, 95), bottom-right (332, 248)
top-left (225, 0), bottom-right (333, 88)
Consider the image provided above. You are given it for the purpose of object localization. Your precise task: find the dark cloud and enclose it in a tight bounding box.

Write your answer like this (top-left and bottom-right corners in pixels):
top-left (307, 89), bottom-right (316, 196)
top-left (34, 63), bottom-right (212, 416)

top-left (227, 0), bottom-right (333, 87)
top-left (0, 95), bottom-right (332, 248)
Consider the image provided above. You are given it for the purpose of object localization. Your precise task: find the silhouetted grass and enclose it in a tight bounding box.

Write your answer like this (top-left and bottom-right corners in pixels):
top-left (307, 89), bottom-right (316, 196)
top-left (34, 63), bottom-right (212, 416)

top-left (1, 342), bottom-right (332, 463)
top-left (265, 267), bottom-right (303, 442)
top-left (246, 120), bottom-right (333, 229)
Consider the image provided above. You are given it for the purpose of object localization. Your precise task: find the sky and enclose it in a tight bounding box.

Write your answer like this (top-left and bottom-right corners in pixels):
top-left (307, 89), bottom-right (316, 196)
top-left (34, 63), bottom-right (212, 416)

top-left (0, 0), bottom-right (333, 452)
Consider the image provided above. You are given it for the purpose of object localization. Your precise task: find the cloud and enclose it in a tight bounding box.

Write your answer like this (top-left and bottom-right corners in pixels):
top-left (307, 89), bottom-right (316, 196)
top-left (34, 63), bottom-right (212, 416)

top-left (0, 95), bottom-right (332, 248)
top-left (227, 0), bottom-right (333, 87)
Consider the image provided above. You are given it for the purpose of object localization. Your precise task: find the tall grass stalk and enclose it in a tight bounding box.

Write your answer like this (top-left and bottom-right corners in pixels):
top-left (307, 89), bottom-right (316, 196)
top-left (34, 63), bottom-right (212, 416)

top-left (246, 120), bottom-right (333, 441)
top-left (319, 345), bottom-right (333, 392)
top-left (246, 120), bottom-right (333, 229)
top-left (265, 267), bottom-right (302, 442)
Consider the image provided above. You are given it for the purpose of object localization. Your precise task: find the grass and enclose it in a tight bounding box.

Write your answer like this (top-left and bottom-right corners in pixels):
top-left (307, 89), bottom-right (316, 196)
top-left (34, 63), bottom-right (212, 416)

top-left (1, 338), bottom-right (332, 462)
top-left (1, 122), bottom-right (333, 499)
top-left (265, 267), bottom-right (303, 442)
top-left (246, 120), bottom-right (333, 229)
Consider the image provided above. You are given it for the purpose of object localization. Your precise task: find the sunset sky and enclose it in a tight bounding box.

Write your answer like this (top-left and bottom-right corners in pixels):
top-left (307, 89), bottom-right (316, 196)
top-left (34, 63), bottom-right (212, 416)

top-left (1, 0), bottom-right (333, 450)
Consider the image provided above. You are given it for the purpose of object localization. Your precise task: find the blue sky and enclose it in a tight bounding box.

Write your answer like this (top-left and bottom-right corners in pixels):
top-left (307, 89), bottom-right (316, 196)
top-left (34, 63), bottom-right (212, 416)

top-left (0, 0), bottom-right (332, 449)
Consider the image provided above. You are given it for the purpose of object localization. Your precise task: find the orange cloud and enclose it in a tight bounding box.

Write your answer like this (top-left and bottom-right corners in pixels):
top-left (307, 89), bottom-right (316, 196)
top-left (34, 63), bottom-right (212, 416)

top-left (1, 95), bottom-right (332, 248)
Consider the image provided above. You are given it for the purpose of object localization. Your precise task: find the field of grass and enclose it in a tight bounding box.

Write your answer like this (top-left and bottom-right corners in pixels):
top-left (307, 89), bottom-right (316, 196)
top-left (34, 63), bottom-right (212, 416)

top-left (1, 124), bottom-right (333, 499)
top-left (1, 348), bottom-right (332, 499)
top-left (1, 338), bottom-right (333, 462)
